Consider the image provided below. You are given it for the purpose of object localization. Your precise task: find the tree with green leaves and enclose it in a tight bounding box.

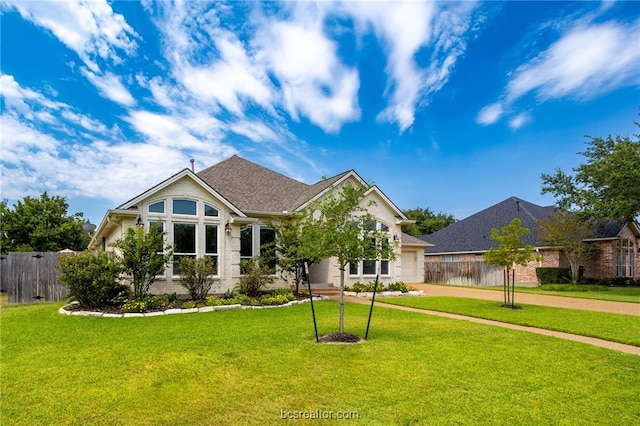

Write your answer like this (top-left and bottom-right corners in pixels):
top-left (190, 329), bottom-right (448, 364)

top-left (112, 224), bottom-right (172, 299)
top-left (179, 256), bottom-right (217, 301)
top-left (401, 207), bottom-right (456, 236)
top-left (541, 125), bottom-right (640, 222)
top-left (300, 184), bottom-right (397, 335)
top-left (484, 218), bottom-right (534, 309)
top-left (0, 193), bottom-right (91, 253)
top-left (270, 214), bottom-right (323, 295)
top-left (537, 212), bottom-right (599, 284)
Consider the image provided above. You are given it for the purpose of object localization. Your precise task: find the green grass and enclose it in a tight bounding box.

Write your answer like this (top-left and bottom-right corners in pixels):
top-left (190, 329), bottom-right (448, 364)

top-left (474, 285), bottom-right (640, 303)
top-left (2, 301), bottom-right (639, 425)
top-left (381, 296), bottom-right (640, 346)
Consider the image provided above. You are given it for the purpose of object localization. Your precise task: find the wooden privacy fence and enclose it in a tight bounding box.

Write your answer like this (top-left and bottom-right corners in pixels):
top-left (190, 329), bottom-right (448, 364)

top-left (424, 261), bottom-right (503, 286)
top-left (1, 252), bottom-right (73, 304)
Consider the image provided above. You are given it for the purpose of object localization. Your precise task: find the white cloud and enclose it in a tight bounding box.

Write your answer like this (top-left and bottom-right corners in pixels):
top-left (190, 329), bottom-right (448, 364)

top-left (81, 68), bottom-right (136, 107)
top-left (476, 102), bottom-right (504, 125)
top-left (4, 0), bottom-right (138, 71)
top-left (344, 1), bottom-right (478, 132)
top-left (508, 113), bottom-right (531, 130)
top-left (480, 17), bottom-right (640, 126)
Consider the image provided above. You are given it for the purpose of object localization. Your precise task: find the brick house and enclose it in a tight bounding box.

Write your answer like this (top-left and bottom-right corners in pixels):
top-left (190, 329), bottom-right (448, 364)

top-left (420, 196), bottom-right (639, 285)
top-left (89, 155), bottom-right (429, 295)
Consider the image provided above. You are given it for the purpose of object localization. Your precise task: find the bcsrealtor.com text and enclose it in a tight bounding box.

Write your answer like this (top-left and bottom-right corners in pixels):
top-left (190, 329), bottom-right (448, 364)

top-left (280, 409), bottom-right (360, 420)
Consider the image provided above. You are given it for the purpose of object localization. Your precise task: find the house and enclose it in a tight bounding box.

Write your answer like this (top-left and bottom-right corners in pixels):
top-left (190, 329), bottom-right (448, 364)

top-left (89, 155), bottom-right (429, 295)
top-left (420, 196), bottom-right (640, 285)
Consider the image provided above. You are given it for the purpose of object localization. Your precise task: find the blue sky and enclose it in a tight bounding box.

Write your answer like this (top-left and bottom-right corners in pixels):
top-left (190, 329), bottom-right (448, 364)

top-left (1, 1), bottom-right (638, 225)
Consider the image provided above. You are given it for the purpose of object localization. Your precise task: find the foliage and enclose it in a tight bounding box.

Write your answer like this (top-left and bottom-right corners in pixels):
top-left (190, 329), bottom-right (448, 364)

top-left (537, 212), bottom-right (600, 283)
top-left (260, 293), bottom-right (295, 305)
top-left (401, 207), bottom-right (456, 236)
top-left (0, 192), bottom-right (91, 253)
top-left (346, 281), bottom-right (385, 293)
top-left (541, 123), bottom-right (640, 222)
top-left (270, 214), bottom-right (322, 295)
top-left (387, 281), bottom-right (415, 292)
top-left (536, 267), bottom-right (572, 285)
top-left (122, 296), bottom-right (162, 313)
top-left (299, 184), bottom-right (398, 333)
top-left (581, 277), bottom-right (640, 287)
top-left (178, 257), bottom-right (216, 300)
top-left (112, 224), bottom-right (172, 299)
top-left (235, 258), bottom-right (275, 297)
top-left (484, 218), bottom-right (534, 308)
top-left (540, 284), bottom-right (608, 292)
top-left (57, 251), bottom-right (127, 309)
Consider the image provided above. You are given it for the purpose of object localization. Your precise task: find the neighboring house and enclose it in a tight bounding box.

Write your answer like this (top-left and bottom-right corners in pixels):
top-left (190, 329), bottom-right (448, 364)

top-left (89, 155), bottom-right (429, 295)
top-left (420, 196), bottom-right (640, 285)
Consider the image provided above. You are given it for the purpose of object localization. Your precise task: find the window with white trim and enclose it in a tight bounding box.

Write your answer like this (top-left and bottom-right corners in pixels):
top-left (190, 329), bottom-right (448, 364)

top-left (239, 224), bottom-right (276, 273)
top-left (205, 224), bottom-right (219, 275)
top-left (616, 239), bottom-right (635, 277)
top-left (173, 199), bottom-right (197, 216)
top-left (173, 222), bottom-right (196, 275)
top-left (349, 221), bottom-right (392, 277)
top-left (149, 201), bottom-right (165, 214)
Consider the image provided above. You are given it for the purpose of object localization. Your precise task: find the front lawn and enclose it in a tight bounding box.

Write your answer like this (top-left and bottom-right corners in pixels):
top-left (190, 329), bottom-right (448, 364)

top-left (2, 301), bottom-right (639, 425)
top-left (381, 296), bottom-right (640, 346)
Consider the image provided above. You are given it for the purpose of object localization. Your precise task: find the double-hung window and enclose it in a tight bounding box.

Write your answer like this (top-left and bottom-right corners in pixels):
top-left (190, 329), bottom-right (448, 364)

top-left (173, 223), bottom-right (196, 275)
top-left (205, 224), bottom-right (219, 275)
top-left (239, 224), bottom-right (276, 273)
top-left (349, 221), bottom-right (391, 277)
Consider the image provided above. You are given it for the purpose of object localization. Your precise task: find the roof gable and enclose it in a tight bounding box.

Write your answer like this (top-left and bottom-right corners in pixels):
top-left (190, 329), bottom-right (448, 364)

top-left (422, 196), bottom-right (555, 254)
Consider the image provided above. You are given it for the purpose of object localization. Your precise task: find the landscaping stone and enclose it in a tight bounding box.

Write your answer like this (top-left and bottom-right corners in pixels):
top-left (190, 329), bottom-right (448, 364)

top-left (144, 311), bottom-right (165, 317)
top-left (123, 313), bottom-right (145, 318)
top-left (198, 306), bottom-right (215, 313)
top-left (72, 311), bottom-right (103, 317)
top-left (181, 308), bottom-right (199, 314)
top-left (103, 313), bottom-right (123, 318)
top-left (213, 304), bottom-right (241, 311)
top-left (164, 308), bottom-right (183, 315)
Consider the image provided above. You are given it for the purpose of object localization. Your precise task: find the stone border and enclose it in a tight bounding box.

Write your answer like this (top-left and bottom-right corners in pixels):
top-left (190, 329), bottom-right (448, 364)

top-left (58, 296), bottom-right (329, 318)
top-left (343, 290), bottom-right (424, 298)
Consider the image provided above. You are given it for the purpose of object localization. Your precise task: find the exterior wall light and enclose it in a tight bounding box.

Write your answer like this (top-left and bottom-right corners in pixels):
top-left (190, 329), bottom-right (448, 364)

top-left (135, 217), bottom-right (144, 229)
top-left (225, 221), bottom-right (232, 235)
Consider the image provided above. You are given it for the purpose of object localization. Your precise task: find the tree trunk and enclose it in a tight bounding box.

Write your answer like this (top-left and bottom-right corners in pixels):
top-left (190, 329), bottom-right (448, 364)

top-left (339, 267), bottom-right (345, 334)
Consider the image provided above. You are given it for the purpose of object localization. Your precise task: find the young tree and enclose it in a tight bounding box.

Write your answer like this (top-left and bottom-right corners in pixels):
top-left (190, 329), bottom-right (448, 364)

top-left (0, 193), bottom-right (91, 253)
top-left (300, 184), bottom-right (397, 335)
top-left (484, 218), bottom-right (534, 309)
top-left (537, 212), bottom-right (599, 284)
top-left (270, 214), bottom-right (323, 295)
top-left (401, 207), bottom-right (456, 236)
top-left (112, 224), bottom-right (172, 299)
top-left (541, 126), bottom-right (640, 222)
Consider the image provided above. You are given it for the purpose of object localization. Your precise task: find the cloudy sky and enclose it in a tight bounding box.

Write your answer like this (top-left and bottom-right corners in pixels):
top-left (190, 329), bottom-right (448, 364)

top-left (1, 0), bottom-right (638, 225)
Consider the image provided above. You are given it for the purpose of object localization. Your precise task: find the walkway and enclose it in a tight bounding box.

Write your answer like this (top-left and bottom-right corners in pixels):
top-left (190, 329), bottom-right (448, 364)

top-left (337, 284), bottom-right (640, 355)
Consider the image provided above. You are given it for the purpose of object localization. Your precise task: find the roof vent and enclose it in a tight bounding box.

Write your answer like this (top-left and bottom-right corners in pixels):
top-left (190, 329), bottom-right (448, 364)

top-left (190, 158), bottom-right (195, 172)
top-left (516, 200), bottom-right (520, 212)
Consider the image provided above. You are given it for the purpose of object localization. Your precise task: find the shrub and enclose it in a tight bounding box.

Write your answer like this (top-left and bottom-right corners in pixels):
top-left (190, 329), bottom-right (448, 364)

top-left (181, 300), bottom-right (197, 309)
top-left (261, 294), bottom-right (292, 305)
top-left (235, 258), bottom-right (275, 297)
top-left (349, 281), bottom-right (385, 293)
top-left (536, 267), bottom-right (572, 285)
top-left (206, 296), bottom-right (225, 306)
top-left (57, 251), bottom-right (127, 309)
top-left (122, 296), bottom-right (162, 313)
top-left (387, 281), bottom-right (415, 292)
top-left (178, 257), bottom-right (216, 301)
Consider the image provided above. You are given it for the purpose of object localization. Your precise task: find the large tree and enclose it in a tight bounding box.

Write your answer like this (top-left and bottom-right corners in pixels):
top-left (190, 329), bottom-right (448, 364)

top-left (0, 192), bottom-right (91, 253)
top-left (300, 184), bottom-right (397, 335)
top-left (537, 212), bottom-right (599, 284)
top-left (484, 218), bottom-right (534, 309)
top-left (541, 126), bottom-right (640, 222)
top-left (401, 207), bottom-right (456, 236)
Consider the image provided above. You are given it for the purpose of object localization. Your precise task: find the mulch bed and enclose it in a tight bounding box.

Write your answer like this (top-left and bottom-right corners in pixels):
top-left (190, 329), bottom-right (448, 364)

top-left (318, 332), bottom-right (364, 344)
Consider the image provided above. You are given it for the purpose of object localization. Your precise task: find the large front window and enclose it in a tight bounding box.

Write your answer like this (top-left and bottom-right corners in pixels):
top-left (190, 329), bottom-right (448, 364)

top-left (616, 239), bottom-right (635, 277)
top-left (173, 223), bottom-right (196, 275)
top-left (349, 221), bottom-right (392, 277)
top-left (240, 224), bottom-right (276, 273)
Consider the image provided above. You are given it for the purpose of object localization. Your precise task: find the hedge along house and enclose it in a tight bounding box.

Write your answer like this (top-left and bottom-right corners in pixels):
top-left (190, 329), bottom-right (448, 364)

top-left (420, 196), bottom-right (640, 286)
top-left (89, 155), bottom-right (428, 295)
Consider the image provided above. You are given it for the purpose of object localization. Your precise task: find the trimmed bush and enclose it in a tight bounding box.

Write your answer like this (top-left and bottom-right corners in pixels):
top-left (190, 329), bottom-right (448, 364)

top-left (235, 258), bottom-right (275, 297)
top-left (57, 251), bottom-right (127, 309)
top-left (179, 257), bottom-right (216, 301)
top-left (536, 267), bottom-right (572, 285)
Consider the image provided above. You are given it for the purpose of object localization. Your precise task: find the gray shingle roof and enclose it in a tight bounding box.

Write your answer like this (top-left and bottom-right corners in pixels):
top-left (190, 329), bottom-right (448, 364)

top-left (197, 155), bottom-right (348, 213)
top-left (421, 197), bottom-right (555, 254)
